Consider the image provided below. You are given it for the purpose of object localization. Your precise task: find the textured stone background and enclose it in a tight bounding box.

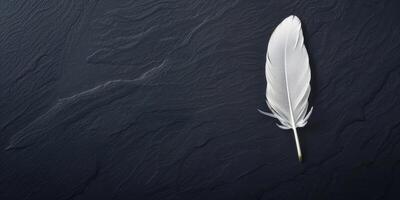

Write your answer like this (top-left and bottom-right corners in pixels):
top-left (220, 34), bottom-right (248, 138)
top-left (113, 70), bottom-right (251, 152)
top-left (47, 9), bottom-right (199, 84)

top-left (1, 0), bottom-right (400, 199)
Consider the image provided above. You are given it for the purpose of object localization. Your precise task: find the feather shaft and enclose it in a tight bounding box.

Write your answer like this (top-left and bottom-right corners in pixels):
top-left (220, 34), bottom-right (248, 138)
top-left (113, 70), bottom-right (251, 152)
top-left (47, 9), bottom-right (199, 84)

top-left (292, 127), bottom-right (302, 162)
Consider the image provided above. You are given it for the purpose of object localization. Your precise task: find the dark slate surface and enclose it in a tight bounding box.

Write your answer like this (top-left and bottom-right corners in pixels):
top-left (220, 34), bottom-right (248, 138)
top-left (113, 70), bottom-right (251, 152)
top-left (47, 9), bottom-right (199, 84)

top-left (1, 0), bottom-right (400, 199)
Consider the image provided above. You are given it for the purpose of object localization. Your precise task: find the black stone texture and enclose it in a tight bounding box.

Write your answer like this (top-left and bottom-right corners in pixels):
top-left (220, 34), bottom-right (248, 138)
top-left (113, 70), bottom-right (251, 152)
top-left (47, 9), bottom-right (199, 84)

top-left (1, 0), bottom-right (400, 199)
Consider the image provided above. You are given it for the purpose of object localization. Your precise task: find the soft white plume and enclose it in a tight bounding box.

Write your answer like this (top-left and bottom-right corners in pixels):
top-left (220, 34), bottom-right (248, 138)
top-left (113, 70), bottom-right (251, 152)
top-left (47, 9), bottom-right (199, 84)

top-left (259, 15), bottom-right (313, 162)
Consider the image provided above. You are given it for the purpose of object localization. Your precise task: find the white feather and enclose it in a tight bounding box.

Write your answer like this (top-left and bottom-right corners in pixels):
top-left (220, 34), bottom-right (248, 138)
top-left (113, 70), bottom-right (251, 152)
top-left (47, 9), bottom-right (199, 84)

top-left (259, 15), bottom-right (313, 162)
